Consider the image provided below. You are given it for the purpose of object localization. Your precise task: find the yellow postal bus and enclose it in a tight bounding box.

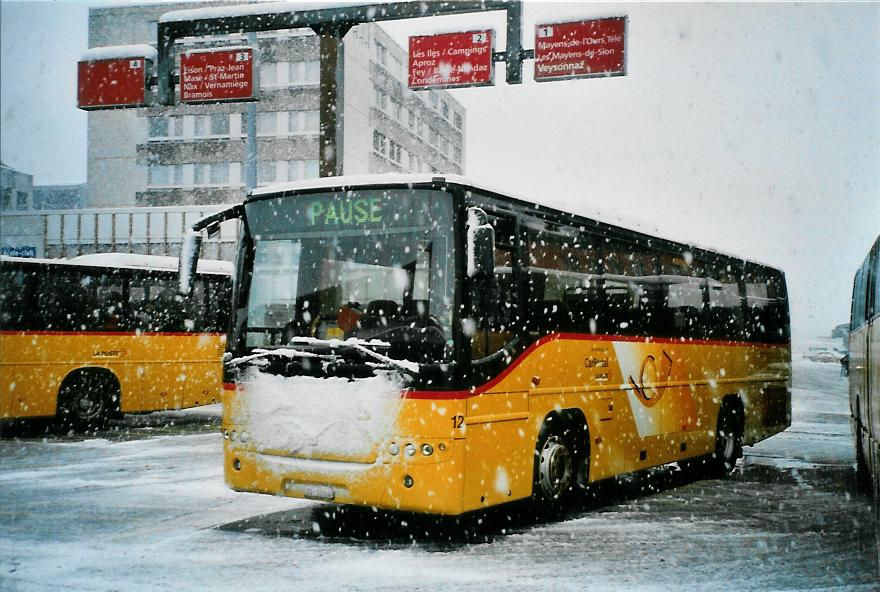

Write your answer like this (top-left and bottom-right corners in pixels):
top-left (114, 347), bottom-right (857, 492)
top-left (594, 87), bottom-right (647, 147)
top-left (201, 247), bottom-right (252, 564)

top-left (181, 175), bottom-right (791, 514)
top-left (0, 253), bottom-right (232, 430)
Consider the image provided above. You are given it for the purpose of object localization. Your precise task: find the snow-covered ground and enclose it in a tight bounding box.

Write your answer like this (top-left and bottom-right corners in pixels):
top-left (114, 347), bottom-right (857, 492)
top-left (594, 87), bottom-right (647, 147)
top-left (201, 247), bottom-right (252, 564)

top-left (0, 346), bottom-right (877, 591)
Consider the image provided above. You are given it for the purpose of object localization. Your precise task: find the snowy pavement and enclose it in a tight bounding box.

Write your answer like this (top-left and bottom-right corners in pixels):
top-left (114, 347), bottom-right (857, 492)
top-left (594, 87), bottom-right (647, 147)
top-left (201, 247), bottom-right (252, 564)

top-left (1, 356), bottom-right (877, 591)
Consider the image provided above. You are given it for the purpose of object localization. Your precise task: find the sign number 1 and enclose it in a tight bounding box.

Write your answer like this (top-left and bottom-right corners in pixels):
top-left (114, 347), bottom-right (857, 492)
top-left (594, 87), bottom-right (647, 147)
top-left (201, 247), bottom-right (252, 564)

top-left (537, 26), bottom-right (554, 38)
top-left (451, 414), bottom-right (464, 429)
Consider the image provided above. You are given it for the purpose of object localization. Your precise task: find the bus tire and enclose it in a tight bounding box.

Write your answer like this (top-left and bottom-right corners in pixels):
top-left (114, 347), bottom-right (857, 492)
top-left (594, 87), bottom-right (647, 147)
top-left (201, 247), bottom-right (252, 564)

top-left (533, 413), bottom-right (586, 505)
top-left (57, 371), bottom-right (119, 432)
top-left (710, 400), bottom-right (743, 477)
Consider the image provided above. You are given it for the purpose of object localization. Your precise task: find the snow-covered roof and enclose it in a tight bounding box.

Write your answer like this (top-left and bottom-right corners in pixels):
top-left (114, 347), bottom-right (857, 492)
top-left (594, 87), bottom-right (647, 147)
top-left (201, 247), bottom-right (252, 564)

top-left (251, 173), bottom-right (660, 236)
top-left (249, 173), bottom-right (778, 269)
top-left (80, 44), bottom-right (158, 63)
top-left (1, 253), bottom-right (233, 275)
top-left (160, 1), bottom-right (372, 23)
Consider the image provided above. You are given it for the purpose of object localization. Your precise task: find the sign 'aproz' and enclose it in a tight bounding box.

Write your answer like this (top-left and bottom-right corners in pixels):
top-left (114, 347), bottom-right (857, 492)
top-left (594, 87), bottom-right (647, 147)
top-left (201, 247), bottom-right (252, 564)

top-left (409, 30), bottom-right (494, 90)
top-left (534, 17), bottom-right (627, 82)
top-left (180, 47), bottom-right (257, 104)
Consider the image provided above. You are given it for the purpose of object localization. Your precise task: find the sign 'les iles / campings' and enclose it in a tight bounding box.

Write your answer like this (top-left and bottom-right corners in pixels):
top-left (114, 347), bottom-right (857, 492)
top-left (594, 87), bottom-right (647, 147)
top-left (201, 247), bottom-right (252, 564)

top-left (534, 17), bottom-right (627, 82)
top-left (409, 30), bottom-right (494, 90)
top-left (180, 47), bottom-right (257, 104)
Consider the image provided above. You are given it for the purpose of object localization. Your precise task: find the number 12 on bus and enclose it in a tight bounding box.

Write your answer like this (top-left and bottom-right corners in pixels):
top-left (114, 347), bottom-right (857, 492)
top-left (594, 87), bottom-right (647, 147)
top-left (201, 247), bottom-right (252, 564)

top-left (180, 176), bottom-right (791, 514)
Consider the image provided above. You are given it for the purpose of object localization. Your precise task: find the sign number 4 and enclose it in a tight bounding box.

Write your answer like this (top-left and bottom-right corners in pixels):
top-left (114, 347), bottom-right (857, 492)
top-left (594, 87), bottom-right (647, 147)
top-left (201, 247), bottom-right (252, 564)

top-left (472, 32), bottom-right (487, 44)
top-left (129, 59), bottom-right (142, 69)
top-left (537, 26), bottom-right (554, 38)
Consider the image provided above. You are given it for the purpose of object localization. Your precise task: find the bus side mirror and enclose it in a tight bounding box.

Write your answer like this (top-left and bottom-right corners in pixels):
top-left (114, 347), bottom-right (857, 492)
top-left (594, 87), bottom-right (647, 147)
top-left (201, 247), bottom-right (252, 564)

top-left (466, 207), bottom-right (495, 279)
top-left (178, 230), bottom-right (202, 296)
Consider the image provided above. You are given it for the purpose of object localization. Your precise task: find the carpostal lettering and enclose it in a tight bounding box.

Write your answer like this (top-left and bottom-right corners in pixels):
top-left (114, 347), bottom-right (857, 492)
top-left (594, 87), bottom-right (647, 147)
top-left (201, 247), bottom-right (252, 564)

top-left (308, 197), bottom-right (383, 226)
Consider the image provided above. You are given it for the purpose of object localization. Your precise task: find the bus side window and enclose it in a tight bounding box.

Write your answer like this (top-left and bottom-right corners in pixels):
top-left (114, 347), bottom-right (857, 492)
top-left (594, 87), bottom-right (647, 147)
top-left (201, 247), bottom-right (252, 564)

top-left (599, 240), bottom-right (661, 337)
top-left (744, 264), bottom-right (789, 343)
top-left (94, 271), bottom-right (126, 331)
top-left (38, 269), bottom-right (96, 331)
top-left (705, 257), bottom-right (745, 341)
top-left (0, 267), bottom-right (33, 330)
top-left (659, 249), bottom-right (705, 339)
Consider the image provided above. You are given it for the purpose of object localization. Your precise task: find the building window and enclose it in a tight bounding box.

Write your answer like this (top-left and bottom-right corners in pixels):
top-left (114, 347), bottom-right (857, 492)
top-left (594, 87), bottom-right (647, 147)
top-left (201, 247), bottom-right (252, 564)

top-left (1, 188), bottom-right (11, 210)
top-left (290, 60), bottom-right (319, 85)
top-left (389, 55), bottom-right (403, 79)
top-left (407, 109), bottom-right (415, 129)
top-left (440, 101), bottom-right (449, 119)
top-left (289, 110), bottom-right (319, 134)
top-left (257, 112), bottom-right (278, 135)
top-left (374, 88), bottom-right (387, 111)
top-left (287, 159), bottom-right (319, 181)
top-left (453, 145), bottom-right (462, 163)
top-left (210, 114), bottom-right (229, 136)
top-left (257, 161), bottom-right (277, 185)
top-left (147, 164), bottom-right (182, 187)
top-left (429, 92), bottom-right (439, 109)
top-left (260, 62), bottom-right (277, 86)
top-left (374, 41), bottom-right (387, 67)
top-left (148, 116), bottom-right (168, 138)
top-left (372, 130), bottom-right (387, 155)
top-left (193, 115), bottom-right (208, 137)
top-left (389, 141), bottom-right (402, 163)
top-left (209, 163), bottom-right (229, 185)
top-left (453, 111), bottom-right (463, 129)
top-left (171, 116), bottom-right (184, 137)
top-left (193, 163), bottom-right (228, 186)
top-left (16, 191), bottom-right (28, 210)
top-left (428, 128), bottom-right (438, 147)
top-left (392, 99), bottom-right (402, 121)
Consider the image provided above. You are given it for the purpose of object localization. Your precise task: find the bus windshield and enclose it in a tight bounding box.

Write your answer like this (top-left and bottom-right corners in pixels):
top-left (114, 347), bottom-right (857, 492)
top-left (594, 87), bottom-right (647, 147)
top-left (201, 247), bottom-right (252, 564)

top-left (237, 188), bottom-right (456, 369)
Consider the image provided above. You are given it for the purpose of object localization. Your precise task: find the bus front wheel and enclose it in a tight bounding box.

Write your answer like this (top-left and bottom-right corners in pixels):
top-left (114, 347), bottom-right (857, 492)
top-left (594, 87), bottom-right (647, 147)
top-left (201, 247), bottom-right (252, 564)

top-left (58, 372), bottom-right (118, 432)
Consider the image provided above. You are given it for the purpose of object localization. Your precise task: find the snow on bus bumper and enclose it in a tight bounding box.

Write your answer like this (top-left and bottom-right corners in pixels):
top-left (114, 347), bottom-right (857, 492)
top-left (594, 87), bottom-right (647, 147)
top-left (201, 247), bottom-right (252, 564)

top-left (223, 437), bottom-right (466, 515)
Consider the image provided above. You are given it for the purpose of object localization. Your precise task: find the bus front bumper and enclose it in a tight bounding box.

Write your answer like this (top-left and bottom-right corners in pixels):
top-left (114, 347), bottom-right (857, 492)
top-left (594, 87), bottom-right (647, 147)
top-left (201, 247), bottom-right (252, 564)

top-left (223, 439), bottom-right (466, 515)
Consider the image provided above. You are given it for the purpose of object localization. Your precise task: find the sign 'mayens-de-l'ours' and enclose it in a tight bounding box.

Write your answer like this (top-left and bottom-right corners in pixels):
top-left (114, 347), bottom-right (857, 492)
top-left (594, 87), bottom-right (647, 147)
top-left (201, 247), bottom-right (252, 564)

top-left (534, 17), bottom-right (626, 82)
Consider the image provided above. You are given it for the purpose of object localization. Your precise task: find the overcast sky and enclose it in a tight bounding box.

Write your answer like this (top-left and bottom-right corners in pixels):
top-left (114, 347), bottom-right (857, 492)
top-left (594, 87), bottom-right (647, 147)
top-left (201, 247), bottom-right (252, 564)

top-left (1, 1), bottom-right (878, 341)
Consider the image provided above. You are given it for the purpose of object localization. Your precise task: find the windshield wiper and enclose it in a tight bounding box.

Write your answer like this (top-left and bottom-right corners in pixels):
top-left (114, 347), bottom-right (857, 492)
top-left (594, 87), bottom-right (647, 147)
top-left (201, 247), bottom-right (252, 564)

top-left (228, 337), bottom-right (420, 376)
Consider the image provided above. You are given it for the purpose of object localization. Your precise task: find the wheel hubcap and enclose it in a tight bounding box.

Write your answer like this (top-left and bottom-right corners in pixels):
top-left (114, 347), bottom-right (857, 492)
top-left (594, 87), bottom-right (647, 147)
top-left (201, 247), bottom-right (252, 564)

top-left (539, 436), bottom-right (572, 498)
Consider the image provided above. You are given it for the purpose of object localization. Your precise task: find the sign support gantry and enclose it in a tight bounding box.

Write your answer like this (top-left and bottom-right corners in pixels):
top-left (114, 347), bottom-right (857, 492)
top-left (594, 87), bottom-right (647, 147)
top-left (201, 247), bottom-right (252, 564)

top-left (157, 1), bottom-right (529, 177)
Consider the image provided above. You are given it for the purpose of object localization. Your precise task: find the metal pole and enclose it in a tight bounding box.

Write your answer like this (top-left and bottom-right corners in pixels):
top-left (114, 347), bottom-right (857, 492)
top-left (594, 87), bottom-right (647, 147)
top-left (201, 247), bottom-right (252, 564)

top-left (317, 28), bottom-right (344, 178)
top-left (244, 32), bottom-right (258, 191)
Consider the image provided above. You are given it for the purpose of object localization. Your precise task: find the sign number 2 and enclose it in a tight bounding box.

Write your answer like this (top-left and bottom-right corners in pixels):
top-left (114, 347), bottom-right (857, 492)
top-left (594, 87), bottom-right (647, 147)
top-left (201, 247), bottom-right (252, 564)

top-left (451, 414), bottom-right (465, 429)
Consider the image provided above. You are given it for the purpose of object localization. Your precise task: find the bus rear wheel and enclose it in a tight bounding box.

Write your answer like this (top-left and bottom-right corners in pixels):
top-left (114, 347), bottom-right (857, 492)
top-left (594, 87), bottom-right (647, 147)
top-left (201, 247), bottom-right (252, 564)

top-left (710, 403), bottom-right (743, 476)
top-left (58, 372), bottom-right (117, 432)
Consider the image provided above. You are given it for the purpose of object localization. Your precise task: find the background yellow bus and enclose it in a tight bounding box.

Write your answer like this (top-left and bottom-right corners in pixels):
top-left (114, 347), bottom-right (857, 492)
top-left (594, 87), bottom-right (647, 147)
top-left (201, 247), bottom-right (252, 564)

top-left (0, 253), bottom-right (232, 431)
top-left (182, 175), bottom-right (791, 514)
top-left (849, 235), bottom-right (880, 499)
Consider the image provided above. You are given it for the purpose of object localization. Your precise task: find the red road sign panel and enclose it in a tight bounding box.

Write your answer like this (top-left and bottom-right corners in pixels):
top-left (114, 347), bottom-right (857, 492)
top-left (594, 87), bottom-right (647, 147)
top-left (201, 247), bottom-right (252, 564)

top-left (534, 17), bottom-right (627, 82)
top-left (180, 47), bottom-right (256, 104)
top-left (409, 30), bottom-right (494, 90)
top-left (77, 57), bottom-right (150, 109)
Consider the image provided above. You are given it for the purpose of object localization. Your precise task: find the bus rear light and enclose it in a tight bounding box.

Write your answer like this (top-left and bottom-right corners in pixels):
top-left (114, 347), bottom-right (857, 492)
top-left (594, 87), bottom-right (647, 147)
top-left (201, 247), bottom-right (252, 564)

top-left (239, 432), bottom-right (249, 444)
top-left (222, 429), bottom-right (229, 440)
top-left (389, 443), bottom-right (400, 456)
top-left (421, 443), bottom-right (434, 456)
top-left (403, 474), bottom-right (414, 488)
top-left (232, 458), bottom-right (241, 471)
top-left (230, 430), bottom-right (238, 441)
top-left (404, 444), bottom-right (417, 457)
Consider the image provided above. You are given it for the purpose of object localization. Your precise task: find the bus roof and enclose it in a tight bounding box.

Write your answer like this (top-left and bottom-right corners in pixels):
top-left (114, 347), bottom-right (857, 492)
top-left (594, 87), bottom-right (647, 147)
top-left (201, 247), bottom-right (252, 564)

top-left (249, 174), bottom-right (781, 272)
top-left (1, 253), bottom-right (233, 275)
